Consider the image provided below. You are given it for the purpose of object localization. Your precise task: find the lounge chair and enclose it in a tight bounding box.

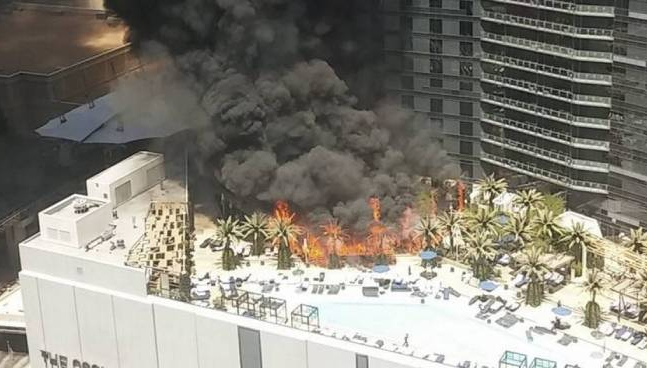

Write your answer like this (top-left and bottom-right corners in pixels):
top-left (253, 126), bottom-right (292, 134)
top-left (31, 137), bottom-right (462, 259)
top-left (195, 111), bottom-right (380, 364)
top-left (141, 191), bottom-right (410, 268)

top-left (631, 332), bottom-right (644, 345)
top-left (317, 285), bottom-right (324, 294)
top-left (443, 288), bottom-right (450, 300)
top-left (448, 287), bottom-right (460, 297)
top-left (620, 328), bottom-right (634, 341)
top-left (469, 295), bottom-right (480, 305)
top-left (638, 339), bottom-right (647, 350)
top-left (506, 302), bottom-right (520, 312)
top-left (617, 354), bottom-right (628, 367)
top-left (598, 321), bottom-right (616, 336)
top-left (489, 301), bottom-right (505, 313)
top-left (434, 354), bottom-right (445, 363)
top-left (615, 325), bottom-right (628, 339)
top-left (480, 299), bottom-right (495, 312)
top-left (526, 329), bottom-right (533, 342)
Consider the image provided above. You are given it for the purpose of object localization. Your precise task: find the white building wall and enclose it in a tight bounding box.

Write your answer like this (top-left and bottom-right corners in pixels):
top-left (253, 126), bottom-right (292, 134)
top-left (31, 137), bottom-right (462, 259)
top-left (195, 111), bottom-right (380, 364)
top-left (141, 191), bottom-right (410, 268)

top-left (195, 312), bottom-right (241, 368)
top-left (306, 341), bottom-right (356, 368)
top-left (153, 303), bottom-right (200, 368)
top-left (112, 295), bottom-right (158, 368)
top-left (74, 203), bottom-right (113, 247)
top-left (261, 331), bottom-right (308, 368)
top-left (18, 273), bottom-right (46, 367)
top-left (37, 278), bottom-right (82, 361)
top-left (75, 287), bottom-right (120, 367)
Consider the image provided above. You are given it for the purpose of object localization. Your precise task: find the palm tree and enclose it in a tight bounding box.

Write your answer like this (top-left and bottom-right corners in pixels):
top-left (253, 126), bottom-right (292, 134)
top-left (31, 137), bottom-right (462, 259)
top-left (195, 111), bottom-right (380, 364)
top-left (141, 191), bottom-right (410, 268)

top-left (517, 245), bottom-right (550, 307)
top-left (622, 227), bottom-right (647, 255)
top-left (268, 216), bottom-right (303, 270)
top-left (513, 189), bottom-right (544, 214)
top-left (214, 217), bottom-right (244, 271)
top-left (504, 212), bottom-right (534, 250)
top-left (414, 216), bottom-right (444, 251)
top-left (477, 174), bottom-right (508, 206)
top-left (533, 209), bottom-right (564, 252)
top-left (542, 193), bottom-right (566, 215)
top-left (416, 188), bottom-right (439, 217)
top-left (465, 206), bottom-right (501, 238)
top-left (583, 270), bottom-right (604, 328)
top-left (464, 231), bottom-right (497, 281)
top-left (321, 219), bottom-right (348, 269)
top-left (241, 212), bottom-right (269, 257)
top-left (438, 210), bottom-right (465, 258)
top-left (560, 222), bottom-right (597, 276)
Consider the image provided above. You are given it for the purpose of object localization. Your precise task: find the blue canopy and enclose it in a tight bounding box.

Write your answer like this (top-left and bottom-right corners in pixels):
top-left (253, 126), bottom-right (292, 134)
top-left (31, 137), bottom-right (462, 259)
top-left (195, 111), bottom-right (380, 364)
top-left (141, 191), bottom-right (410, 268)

top-left (479, 280), bottom-right (499, 292)
top-left (420, 250), bottom-right (438, 260)
top-left (551, 306), bottom-right (572, 316)
top-left (372, 264), bottom-right (390, 273)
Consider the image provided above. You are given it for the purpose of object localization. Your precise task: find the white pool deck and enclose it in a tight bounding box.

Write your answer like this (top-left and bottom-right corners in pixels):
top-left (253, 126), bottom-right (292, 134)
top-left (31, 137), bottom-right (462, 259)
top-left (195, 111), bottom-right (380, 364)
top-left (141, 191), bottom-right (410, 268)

top-left (191, 227), bottom-right (646, 368)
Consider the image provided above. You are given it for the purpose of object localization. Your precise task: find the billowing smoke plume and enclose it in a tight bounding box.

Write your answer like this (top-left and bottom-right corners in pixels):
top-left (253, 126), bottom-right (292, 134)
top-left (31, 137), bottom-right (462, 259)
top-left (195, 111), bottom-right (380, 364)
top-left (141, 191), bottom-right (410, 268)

top-left (105, 0), bottom-right (460, 232)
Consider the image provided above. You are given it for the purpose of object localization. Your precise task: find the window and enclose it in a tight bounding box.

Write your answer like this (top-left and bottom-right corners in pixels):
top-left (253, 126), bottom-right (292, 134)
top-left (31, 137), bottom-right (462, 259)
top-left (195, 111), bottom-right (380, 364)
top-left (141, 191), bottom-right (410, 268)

top-left (356, 354), bottom-right (369, 368)
top-left (460, 141), bottom-right (473, 155)
top-left (402, 55), bottom-right (414, 71)
top-left (238, 327), bottom-right (262, 368)
top-left (460, 42), bottom-right (473, 56)
top-left (430, 19), bottom-right (442, 34)
top-left (460, 160), bottom-right (474, 177)
top-left (430, 57), bottom-right (443, 73)
top-left (459, 81), bottom-right (473, 91)
top-left (401, 75), bottom-right (414, 89)
top-left (460, 0), bottom-right (473, 15)
top-left (429, 39), bottom-right (443, 54)
top-left (430, 78), bottom-right (443, 88)
top-left (460, 62), bottom-right (473, 76)
top-left (460, 101), bottom-right (473, 116)
top-left (613, 44), bottom-right (627, 56)
top-left (460, 21), bottom-right (473, 36)
top-left (400, 0), bottom-right (413, 9)
top-left (430, 98), bottom-right (443, 113)
top-left (401, 95), bottom-right (414, 108)
top-left (402, 37), bottom-right (413, 51)
top-left (401, 16), bottom-right (413, 30)
top-left (430, 0), bottom-right (442, 8)
top-left (460, 121), bottom-right (473, 136)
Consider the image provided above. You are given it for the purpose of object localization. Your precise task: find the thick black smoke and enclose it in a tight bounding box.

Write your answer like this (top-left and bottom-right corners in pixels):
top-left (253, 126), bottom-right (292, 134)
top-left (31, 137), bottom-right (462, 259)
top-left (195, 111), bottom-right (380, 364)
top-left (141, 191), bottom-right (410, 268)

top-left (105, 0), bottom-right (460, 232)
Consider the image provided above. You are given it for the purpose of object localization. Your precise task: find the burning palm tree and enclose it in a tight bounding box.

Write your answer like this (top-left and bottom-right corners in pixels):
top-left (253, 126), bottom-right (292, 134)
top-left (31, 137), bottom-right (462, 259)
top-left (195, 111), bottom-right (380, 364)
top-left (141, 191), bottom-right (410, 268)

top-left (268, 215), bottom-right (302, 270)
top-left (622, 227), bottom-right (647, 255)
top-left (465, 231), bottom-right (497, 281)
top-left (241, 212), bottom-right (269, 257)
top-left (321, 219), bottom-right (348, 269)
top-left (214, 216), bottom-right (244, 271)
top-left (518, 245), bottom-right (550, 307)
top-left (583, 270), bottom-right (604, 328)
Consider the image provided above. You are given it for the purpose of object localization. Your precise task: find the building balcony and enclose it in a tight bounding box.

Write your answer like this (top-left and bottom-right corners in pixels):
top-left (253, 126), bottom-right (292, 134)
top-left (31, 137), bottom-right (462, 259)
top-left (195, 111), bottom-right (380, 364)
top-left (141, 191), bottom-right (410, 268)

top-left (481, 152), bottom-right (609, 194)
top-left (481, 132), bottom-right (610, 172)
top-left (481, 53), bottom-right (612, 85)
top-left (481, 32), bottom-right (613, 63)
top-left (481, 113), bottom-right (610, 151)
top-left (482, 11), bottom-right (613, 39)
top-left (481, 72), bottom-right (611, 107)
top-left (481, 93), bottom-right (611, 129)
top-left (487, 0), bottom-right (614, 17)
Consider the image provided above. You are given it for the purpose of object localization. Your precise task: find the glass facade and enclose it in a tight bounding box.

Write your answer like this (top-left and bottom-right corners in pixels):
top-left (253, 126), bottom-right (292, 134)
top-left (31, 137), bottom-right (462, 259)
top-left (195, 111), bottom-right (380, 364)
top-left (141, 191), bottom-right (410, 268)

top-left (383, 0), bottom-right (484, 180)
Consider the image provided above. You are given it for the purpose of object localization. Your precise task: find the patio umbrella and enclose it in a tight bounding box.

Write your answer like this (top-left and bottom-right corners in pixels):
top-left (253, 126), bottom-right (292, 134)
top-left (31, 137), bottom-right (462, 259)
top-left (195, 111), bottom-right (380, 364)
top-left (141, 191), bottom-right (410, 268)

top-left (420, 250), bottom-right (438, 261)
top-left (372, 264), bottom-right (390, 273)
top-left (479, 280), bottom-right (499, 292)
top-left (551, 306), bottom-right (572, 316)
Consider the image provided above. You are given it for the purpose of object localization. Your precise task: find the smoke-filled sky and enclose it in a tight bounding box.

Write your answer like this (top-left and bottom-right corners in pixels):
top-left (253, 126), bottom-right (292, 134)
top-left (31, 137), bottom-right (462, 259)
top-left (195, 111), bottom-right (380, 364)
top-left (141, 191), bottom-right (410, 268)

top-left (105, 0), bottom-right (459, 232)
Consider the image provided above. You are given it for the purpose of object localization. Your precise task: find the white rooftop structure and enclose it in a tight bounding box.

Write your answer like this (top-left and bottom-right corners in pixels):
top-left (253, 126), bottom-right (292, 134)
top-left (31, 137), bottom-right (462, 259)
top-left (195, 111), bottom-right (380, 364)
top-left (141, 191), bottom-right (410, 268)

top-left (556, 210), bottom-right (603, 238)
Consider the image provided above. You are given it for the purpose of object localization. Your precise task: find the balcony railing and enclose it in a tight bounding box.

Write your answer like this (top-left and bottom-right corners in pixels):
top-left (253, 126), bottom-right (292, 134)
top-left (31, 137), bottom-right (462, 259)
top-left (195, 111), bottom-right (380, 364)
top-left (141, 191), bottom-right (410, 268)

top-left (481, 133), bottom-right (609, 172)
top-left (481, 53), bottom-right (612, 84)
top-left (481, 153), bottom-right (609, 193)
top-left (481, 113), bottom-right (610, 150)
top-left (481, 93), bottom-right (611, 128)
top-left (482, 11), bottom-right (613, 38)
top-left (481, 72), bottom-right (612, 106)
top-left (486, 0), bottom-right (614, 16)
top-left (481, 32), bottom-right (613, 62)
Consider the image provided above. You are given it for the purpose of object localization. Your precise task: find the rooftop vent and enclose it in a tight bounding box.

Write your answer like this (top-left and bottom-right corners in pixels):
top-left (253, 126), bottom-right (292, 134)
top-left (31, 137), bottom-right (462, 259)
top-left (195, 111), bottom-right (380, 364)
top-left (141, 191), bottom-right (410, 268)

top-left (73, 198), bottom-right (89, 214)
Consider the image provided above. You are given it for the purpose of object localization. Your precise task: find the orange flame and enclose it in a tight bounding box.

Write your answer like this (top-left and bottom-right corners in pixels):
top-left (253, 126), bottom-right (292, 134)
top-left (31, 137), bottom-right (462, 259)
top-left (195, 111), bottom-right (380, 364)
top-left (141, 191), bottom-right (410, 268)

top-left (274, 200), bottom-right (294, 222)
top-left (369, 196), bottom-right (381, 222)
top-left (456, 181), bottom-right (466, 212)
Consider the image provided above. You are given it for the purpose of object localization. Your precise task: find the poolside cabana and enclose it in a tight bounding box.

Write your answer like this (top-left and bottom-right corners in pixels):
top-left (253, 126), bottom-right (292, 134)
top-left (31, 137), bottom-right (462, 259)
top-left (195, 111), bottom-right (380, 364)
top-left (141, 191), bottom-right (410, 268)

top-left (291, 304), bottom-right (320, 331)
top-left (529, 358), bottom-right (556, 368)
top-left (499, 351), bottom-right (527, 368)
top-left (260, 296), bottom-right (288, 324)
top-left (233, 291), bottom-right (264, 318)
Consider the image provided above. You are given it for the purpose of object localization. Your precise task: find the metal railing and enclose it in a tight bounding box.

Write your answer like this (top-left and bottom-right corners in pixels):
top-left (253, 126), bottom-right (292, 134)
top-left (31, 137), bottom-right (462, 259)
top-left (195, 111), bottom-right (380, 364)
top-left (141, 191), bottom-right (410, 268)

top-left (481, 72), bottom-right (611, 106)
top-left (481, 32), bottom-right (613, 62)
top-left (481, 113), bottom-right (610, 150)
top-left (481, 93), bottom-right (611, 128)
top-left (481, 153), bottom-right (609, 193)
top-left (486, 0), bottom-right (614, 16)
top-left (482, 11), bottom-right (613, 38)
top-left (481, 53), bottom-right (612, 84)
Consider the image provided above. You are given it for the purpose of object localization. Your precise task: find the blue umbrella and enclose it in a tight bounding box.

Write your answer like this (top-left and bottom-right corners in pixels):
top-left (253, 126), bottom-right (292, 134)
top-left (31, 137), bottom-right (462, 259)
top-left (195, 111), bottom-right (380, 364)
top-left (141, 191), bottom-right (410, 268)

top-left (479, 280), bottom-right (498, 292)
top-left (420, 250), bottom-right (438, 260)
top-left (372, 264), bottom-right (390, 273)
top-left (552, 306), bottom-right (572, 316)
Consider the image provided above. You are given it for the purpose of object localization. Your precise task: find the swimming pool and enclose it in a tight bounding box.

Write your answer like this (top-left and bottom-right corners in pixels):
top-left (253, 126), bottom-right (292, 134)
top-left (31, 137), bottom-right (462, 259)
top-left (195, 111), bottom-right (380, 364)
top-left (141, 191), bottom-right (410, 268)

top-left (316, 299), bottom-right (604, 367)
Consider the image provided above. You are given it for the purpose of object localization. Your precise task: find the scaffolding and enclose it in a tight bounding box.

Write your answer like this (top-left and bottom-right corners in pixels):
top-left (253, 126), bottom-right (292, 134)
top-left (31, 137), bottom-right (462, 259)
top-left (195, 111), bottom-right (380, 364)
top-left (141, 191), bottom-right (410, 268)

top-left (529, 358), bottom-right (556, 368)
top-left (230, 291), bottom-right (288, 324)
top-left (291, 304), bottom-right (320, 331)
top-left (499, 351), bottom-right (527, 368)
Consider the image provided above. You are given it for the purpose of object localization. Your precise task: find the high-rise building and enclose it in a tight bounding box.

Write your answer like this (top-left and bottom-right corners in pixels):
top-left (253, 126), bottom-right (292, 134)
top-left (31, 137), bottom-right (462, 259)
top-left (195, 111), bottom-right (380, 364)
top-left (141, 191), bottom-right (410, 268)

top-left (383, 0), bottom-right (485, 180)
